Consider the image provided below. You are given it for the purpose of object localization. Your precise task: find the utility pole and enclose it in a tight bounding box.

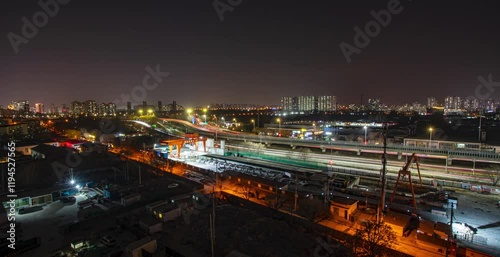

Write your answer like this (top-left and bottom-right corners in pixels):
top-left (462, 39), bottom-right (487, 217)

top-left (138, 166), bottom-right (142, 186)
top-left (294, 170), bottom-right (298, 211)
top-left (478, 109), bottom-right (482, 142)
top-left (378, 123), bottom-right (388, 223)
top-left (446, 202), bottom-right (454, 257)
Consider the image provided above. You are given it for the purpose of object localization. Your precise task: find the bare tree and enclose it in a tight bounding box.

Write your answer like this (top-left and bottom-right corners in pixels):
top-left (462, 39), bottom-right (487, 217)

top-left (354, 220), bottom-right (397, 257)
top-left (265, 194), bottom-right (289, 211)
top-left (236, 183), bottom-right (252, 200)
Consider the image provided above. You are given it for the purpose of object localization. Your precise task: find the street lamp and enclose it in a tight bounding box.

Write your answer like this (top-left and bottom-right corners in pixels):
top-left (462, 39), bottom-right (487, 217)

top-left (363, 126), bottom-right (368, 145)
top-left (313, 122), bottom-right (316, 140)
top-left (251, 119), bottom-right (255, 131)
top-left (138, 109), bottom-right (143, 116)
top-left (147, 109), bottom-right (153, 116)
top-left (277, 118), bottom-right (281, 136)
top-left (429, 127), bottom-right (433, 148)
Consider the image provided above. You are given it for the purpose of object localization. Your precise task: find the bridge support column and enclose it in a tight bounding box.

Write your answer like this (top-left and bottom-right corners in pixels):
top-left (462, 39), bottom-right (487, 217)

top-left (357, 149), bottom-right (361, 156)
top-left (291, 145), bottom-right (296, 150)
top-left (176, 143), bottom-right (183, 157)
top-left (320, 146), bottom-right (326, 153)
top-left (446, 156), bottom-right (452, 173)
top-left (397, 152), bottom-right (402, 160)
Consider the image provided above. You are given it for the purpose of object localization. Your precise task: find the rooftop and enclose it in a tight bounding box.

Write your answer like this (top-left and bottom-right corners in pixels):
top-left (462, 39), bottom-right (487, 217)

top-left (31, 144), bottom-right (71, 159)
top-left (152, 203), bottom-right (178, 213)
top-left (330, 196), bottom-right (358, 206)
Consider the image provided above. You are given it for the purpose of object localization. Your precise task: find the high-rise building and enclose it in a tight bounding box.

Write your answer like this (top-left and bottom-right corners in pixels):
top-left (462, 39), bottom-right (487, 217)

top-left (485, 99), bottom-right (495, 113)
top-left (281, 97), bottom-right (297, 112)
top-left (281, 95), bottom-right (336, 113)
top-left (368, 98), bottom-right (381, 111)
top-left (70, 101), bottom-right (84, 115)
top-left (158, 101), bottom-right (162, 111)
top-left (427, 97), bottom-right (437, 109)
top-left (127, 102), bottom-right (132, 112)
top-left (444, 96), bottom-right (463, 113)
top-left (317, 96), bottom-right (337, 112)
top-left (99, 102), bottom-right (117, 116)
top-left (297, 96), bottom-right (315, 112)
top-left (83, 100), bottom-right (98, 116)
top-left (35, 103), bottom-right (44, 113)
top-left (11, 100), bottom-right (29, 113)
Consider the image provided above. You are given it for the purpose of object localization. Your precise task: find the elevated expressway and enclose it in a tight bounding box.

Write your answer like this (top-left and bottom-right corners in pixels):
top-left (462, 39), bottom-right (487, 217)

top-left (141, 118), bottom-right (500, 164)
top-left (128, 119), bottom-right (500, 184)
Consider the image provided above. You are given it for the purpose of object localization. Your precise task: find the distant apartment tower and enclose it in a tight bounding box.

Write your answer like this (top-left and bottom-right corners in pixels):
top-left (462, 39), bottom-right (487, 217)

top-left (316, 95), bottom-right (336, 112)
top-left (157, 101), bottom-right (162, 111)
top-left (99, 102), bottom-right (116, 116)
top-left (70, 101), bottom-right (83, 115)
top-left (126, 101), bottom-right (132, 112)
top-left (485, 99), bottom-right (496, 113)
top-left (281, 97), bottom-right (297, 112)
top-left (82, 100), bottom-right (98, 116)
top-left (281, 95), bottom-right (336, 113)
top-left (367, 98), bottom-right (381, 111)
top-left (35, 103), bottom-right (44, 113)
top-left (427, 97), bottom-right (437, 109)
top-left (11, 100), bottom-right (29, 113)
top-left (463, 98), bottom-right (480, 113)
top-left (444, 96), bottom-right (463, 113)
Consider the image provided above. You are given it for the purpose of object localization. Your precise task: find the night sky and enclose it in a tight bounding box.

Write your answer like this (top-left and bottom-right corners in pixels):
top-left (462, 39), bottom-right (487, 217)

top-left (2, 0), bottom-right (500, 108)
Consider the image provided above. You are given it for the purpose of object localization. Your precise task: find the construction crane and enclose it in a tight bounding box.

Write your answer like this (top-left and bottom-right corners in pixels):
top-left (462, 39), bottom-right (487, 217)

top-left (389, 153), bottom-right (422, 210)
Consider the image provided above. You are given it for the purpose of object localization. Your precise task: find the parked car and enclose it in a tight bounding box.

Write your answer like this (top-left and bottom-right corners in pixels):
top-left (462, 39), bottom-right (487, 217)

top-left (168, 183), bottom-right (179, 188)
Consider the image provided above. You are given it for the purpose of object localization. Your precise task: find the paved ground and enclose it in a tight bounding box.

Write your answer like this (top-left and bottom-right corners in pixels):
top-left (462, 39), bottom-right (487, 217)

top-left (16, 194), bottom-right (87, 256)
top-left (177, 149), bottom-right (500, 257)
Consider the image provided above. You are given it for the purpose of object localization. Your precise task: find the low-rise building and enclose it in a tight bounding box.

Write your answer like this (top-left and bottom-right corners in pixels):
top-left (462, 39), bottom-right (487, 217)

top-left (152, 203), bottom-right (181, 222)
top-left (435, 221), bottom-right (450, 240)
top-left (330, 196), bottom-right (358, 222)
top-left (125, 237), bottom-right (157, 257)
top-left (139, 215), bottom-right (163, 235)
top-left (121, 193), bottom-right (141, 206)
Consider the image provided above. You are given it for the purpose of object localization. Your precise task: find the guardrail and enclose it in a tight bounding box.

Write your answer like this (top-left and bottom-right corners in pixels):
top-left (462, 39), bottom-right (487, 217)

top-left (220, 134), bottom-right (500, 161)
top-left (144, 120), bottom-right (500, 161)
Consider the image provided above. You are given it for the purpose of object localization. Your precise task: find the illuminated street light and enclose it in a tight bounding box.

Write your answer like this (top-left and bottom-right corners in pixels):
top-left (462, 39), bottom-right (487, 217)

top-left (70, 179), bottom-right (75, 185)
top-left (251, 119), bottom-right (255, 131)
top-left (277, 118), bottom-right (281, 135)
top-left (363, 126), bottom-right (368, 145)
top-left (138, 109), bottom-right (143, 115)
top-left (429, 127), bottom-right (433, 148)
top-left (147, 109), bottom-right (153, 115)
